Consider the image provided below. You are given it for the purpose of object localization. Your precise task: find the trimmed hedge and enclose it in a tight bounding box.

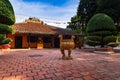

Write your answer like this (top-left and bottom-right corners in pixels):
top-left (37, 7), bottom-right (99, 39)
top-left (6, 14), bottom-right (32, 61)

top-left (86, 36), bottom-right (101, 46)
top-left (88, 31), bottom-right (115, 36)
top-left (0, 0), bottom-right (15, 25)
top-left (86, 36), bottom-right (101, 42)
top-left (86, 13), bottom-right (117, 47)
top-left (0, 23), bottom-right (13, 34)
top-left (2, 38), bottom-right (12, 44)
top-left (103, 36), bottom-right (117, 45)
top-left (0, 34), bottom-right (12, 45)
top-left (86, 13), bottom-right (116, 33)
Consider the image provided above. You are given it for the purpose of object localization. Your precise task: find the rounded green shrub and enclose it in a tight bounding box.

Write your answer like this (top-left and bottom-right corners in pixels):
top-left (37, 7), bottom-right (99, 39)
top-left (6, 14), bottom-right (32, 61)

top-left (0, 35), bottom-right (12, 45)
top-left (86, 13), bottom-right (116, 35)
top-left (0, 0), bottom-right (15, 25)
top-left (2, 38), bottom-right (12, 44)
top-left (0, 23), bottom-right (13, 34)
top-left (104, 36), bottom-right (118, 47)
top-left (86, 36), bottom-right (101, 46)
top-left (86, 36), bottom-right (101, 42)
top-left (86, 13), bottom-right (117, 47)
top-left (103, 36), bottom-right (117, 45)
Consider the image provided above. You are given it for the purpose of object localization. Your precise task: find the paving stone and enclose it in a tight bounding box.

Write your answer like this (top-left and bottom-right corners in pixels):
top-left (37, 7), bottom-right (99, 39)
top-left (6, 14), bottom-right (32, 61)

top-left (33, 75), bottom-right (45, 80)
top-left (83, 75), bottom-right (94, 80)
top-left (45, 73), bottom-right (56, 79)
top-left (0, 49), bottom-right (120, 80)
top-left (27, 72), bottom-right (37, 77)
top-left (22, 77), bottom-right (34, 80)
top-left (54, 72), bottom-right (64, 76)
top-left (16, 74), bottom-right (27, 79)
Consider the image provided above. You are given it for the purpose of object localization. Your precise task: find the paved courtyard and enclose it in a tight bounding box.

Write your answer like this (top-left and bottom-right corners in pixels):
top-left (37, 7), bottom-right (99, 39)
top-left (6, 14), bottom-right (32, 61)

top-left (0, 49), bottom-right (120, 80)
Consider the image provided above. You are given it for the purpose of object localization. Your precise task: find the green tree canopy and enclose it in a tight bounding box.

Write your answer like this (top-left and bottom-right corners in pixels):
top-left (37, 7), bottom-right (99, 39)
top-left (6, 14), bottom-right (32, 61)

top-left (68, 0), bottom-right (120, 34)
top-left (77, 0), bottom-right (97, 22)
top-left (67, 15), bottom-right (81, 30)
top-left (97, 0), bottom-right (120, 27)
top-left (68, 0), bottom-right (98, 34)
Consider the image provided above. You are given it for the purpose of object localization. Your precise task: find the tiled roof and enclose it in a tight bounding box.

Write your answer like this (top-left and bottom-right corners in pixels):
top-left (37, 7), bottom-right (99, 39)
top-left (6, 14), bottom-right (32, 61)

top-left (13, 22), bottom-right (77, 35)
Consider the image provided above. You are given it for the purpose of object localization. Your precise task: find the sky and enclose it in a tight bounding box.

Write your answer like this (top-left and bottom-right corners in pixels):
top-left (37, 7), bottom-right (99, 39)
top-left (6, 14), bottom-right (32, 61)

top-left (9, 0), bottom-right (79, 28)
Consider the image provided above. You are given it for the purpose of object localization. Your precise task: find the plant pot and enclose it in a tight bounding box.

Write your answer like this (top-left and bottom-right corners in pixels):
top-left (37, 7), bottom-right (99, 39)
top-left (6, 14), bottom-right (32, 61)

top-left (0, 44), bottom-right (11, 51)
top-left (94, 47), bottom-right (114, 54)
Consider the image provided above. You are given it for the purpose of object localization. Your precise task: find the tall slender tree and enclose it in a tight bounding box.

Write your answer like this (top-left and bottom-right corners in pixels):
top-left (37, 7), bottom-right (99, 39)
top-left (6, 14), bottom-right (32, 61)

top-left (75, 0), bottom-right (97, 34)
top-left (67, 15), bottom-right (81, 31)
top-left (97, 0), bottom-right (120, 30)
top-left (77, 0), bottom-right (97, 24)
top-left (68, 0), bottom-right (120, 34)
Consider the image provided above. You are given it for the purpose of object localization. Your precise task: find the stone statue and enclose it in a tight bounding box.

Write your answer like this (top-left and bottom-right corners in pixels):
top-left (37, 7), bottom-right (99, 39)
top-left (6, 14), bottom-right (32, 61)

top-left (59, 35), bottom-right (75, 60)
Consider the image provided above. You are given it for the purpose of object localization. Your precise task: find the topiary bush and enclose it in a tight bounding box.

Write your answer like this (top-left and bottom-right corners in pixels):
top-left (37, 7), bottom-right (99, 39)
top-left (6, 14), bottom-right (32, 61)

top-left (0, 24), bottom-right (13, 34)
top-left (0, 0), bottom-right (15, 25)
top-left (0, 34), bottom-right (12, 45)
top-left (103, 36), bottom-right (117, 44)
top-left (86, 13), bottom-right (117, 47)
top-left (0, 0), bottom-right (15, 45)
top-left (85, 36), bottom-right (101, 46)
top-left (2, 38), bottom-right (12, 44)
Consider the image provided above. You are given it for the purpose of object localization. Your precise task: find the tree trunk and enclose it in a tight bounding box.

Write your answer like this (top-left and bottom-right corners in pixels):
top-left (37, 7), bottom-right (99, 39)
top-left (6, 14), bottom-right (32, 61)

top-left (101, 36), bottom-right (104, 47)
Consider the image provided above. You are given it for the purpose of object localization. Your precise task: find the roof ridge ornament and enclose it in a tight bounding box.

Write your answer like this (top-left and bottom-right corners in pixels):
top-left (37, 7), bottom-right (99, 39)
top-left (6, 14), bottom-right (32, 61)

top-left (25, 17), bottom-right (44, 25)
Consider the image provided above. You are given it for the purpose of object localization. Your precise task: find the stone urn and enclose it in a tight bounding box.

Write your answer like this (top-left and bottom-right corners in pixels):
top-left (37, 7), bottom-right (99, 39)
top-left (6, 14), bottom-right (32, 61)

top-left (59, 35), bottom-right (75, 60)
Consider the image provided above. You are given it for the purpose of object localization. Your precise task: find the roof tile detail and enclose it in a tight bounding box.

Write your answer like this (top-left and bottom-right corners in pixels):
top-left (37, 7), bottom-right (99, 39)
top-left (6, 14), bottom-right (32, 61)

top-left (13, 22), bottom-right (76, 35)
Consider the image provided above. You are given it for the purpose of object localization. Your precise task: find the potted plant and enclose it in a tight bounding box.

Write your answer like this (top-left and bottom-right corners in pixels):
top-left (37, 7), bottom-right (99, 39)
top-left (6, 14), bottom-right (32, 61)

top-left (0, 37), bottom-right (12, 51)
top-left (86, 13), bottom-right (117, 53)
top-left (75, 35), bottom-right (84, 49)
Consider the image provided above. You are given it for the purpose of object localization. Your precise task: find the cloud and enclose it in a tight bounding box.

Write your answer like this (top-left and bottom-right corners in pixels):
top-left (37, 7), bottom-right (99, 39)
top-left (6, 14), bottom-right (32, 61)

top-left (9, 0), bottom-right (79, 28)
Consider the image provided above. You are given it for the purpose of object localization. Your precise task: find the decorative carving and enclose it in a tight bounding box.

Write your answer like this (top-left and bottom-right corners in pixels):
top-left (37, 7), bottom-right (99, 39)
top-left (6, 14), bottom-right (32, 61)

top-left (59, 35), bottom-right (75, 60)
top-left (25, 17), bottom-right (44, 24)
